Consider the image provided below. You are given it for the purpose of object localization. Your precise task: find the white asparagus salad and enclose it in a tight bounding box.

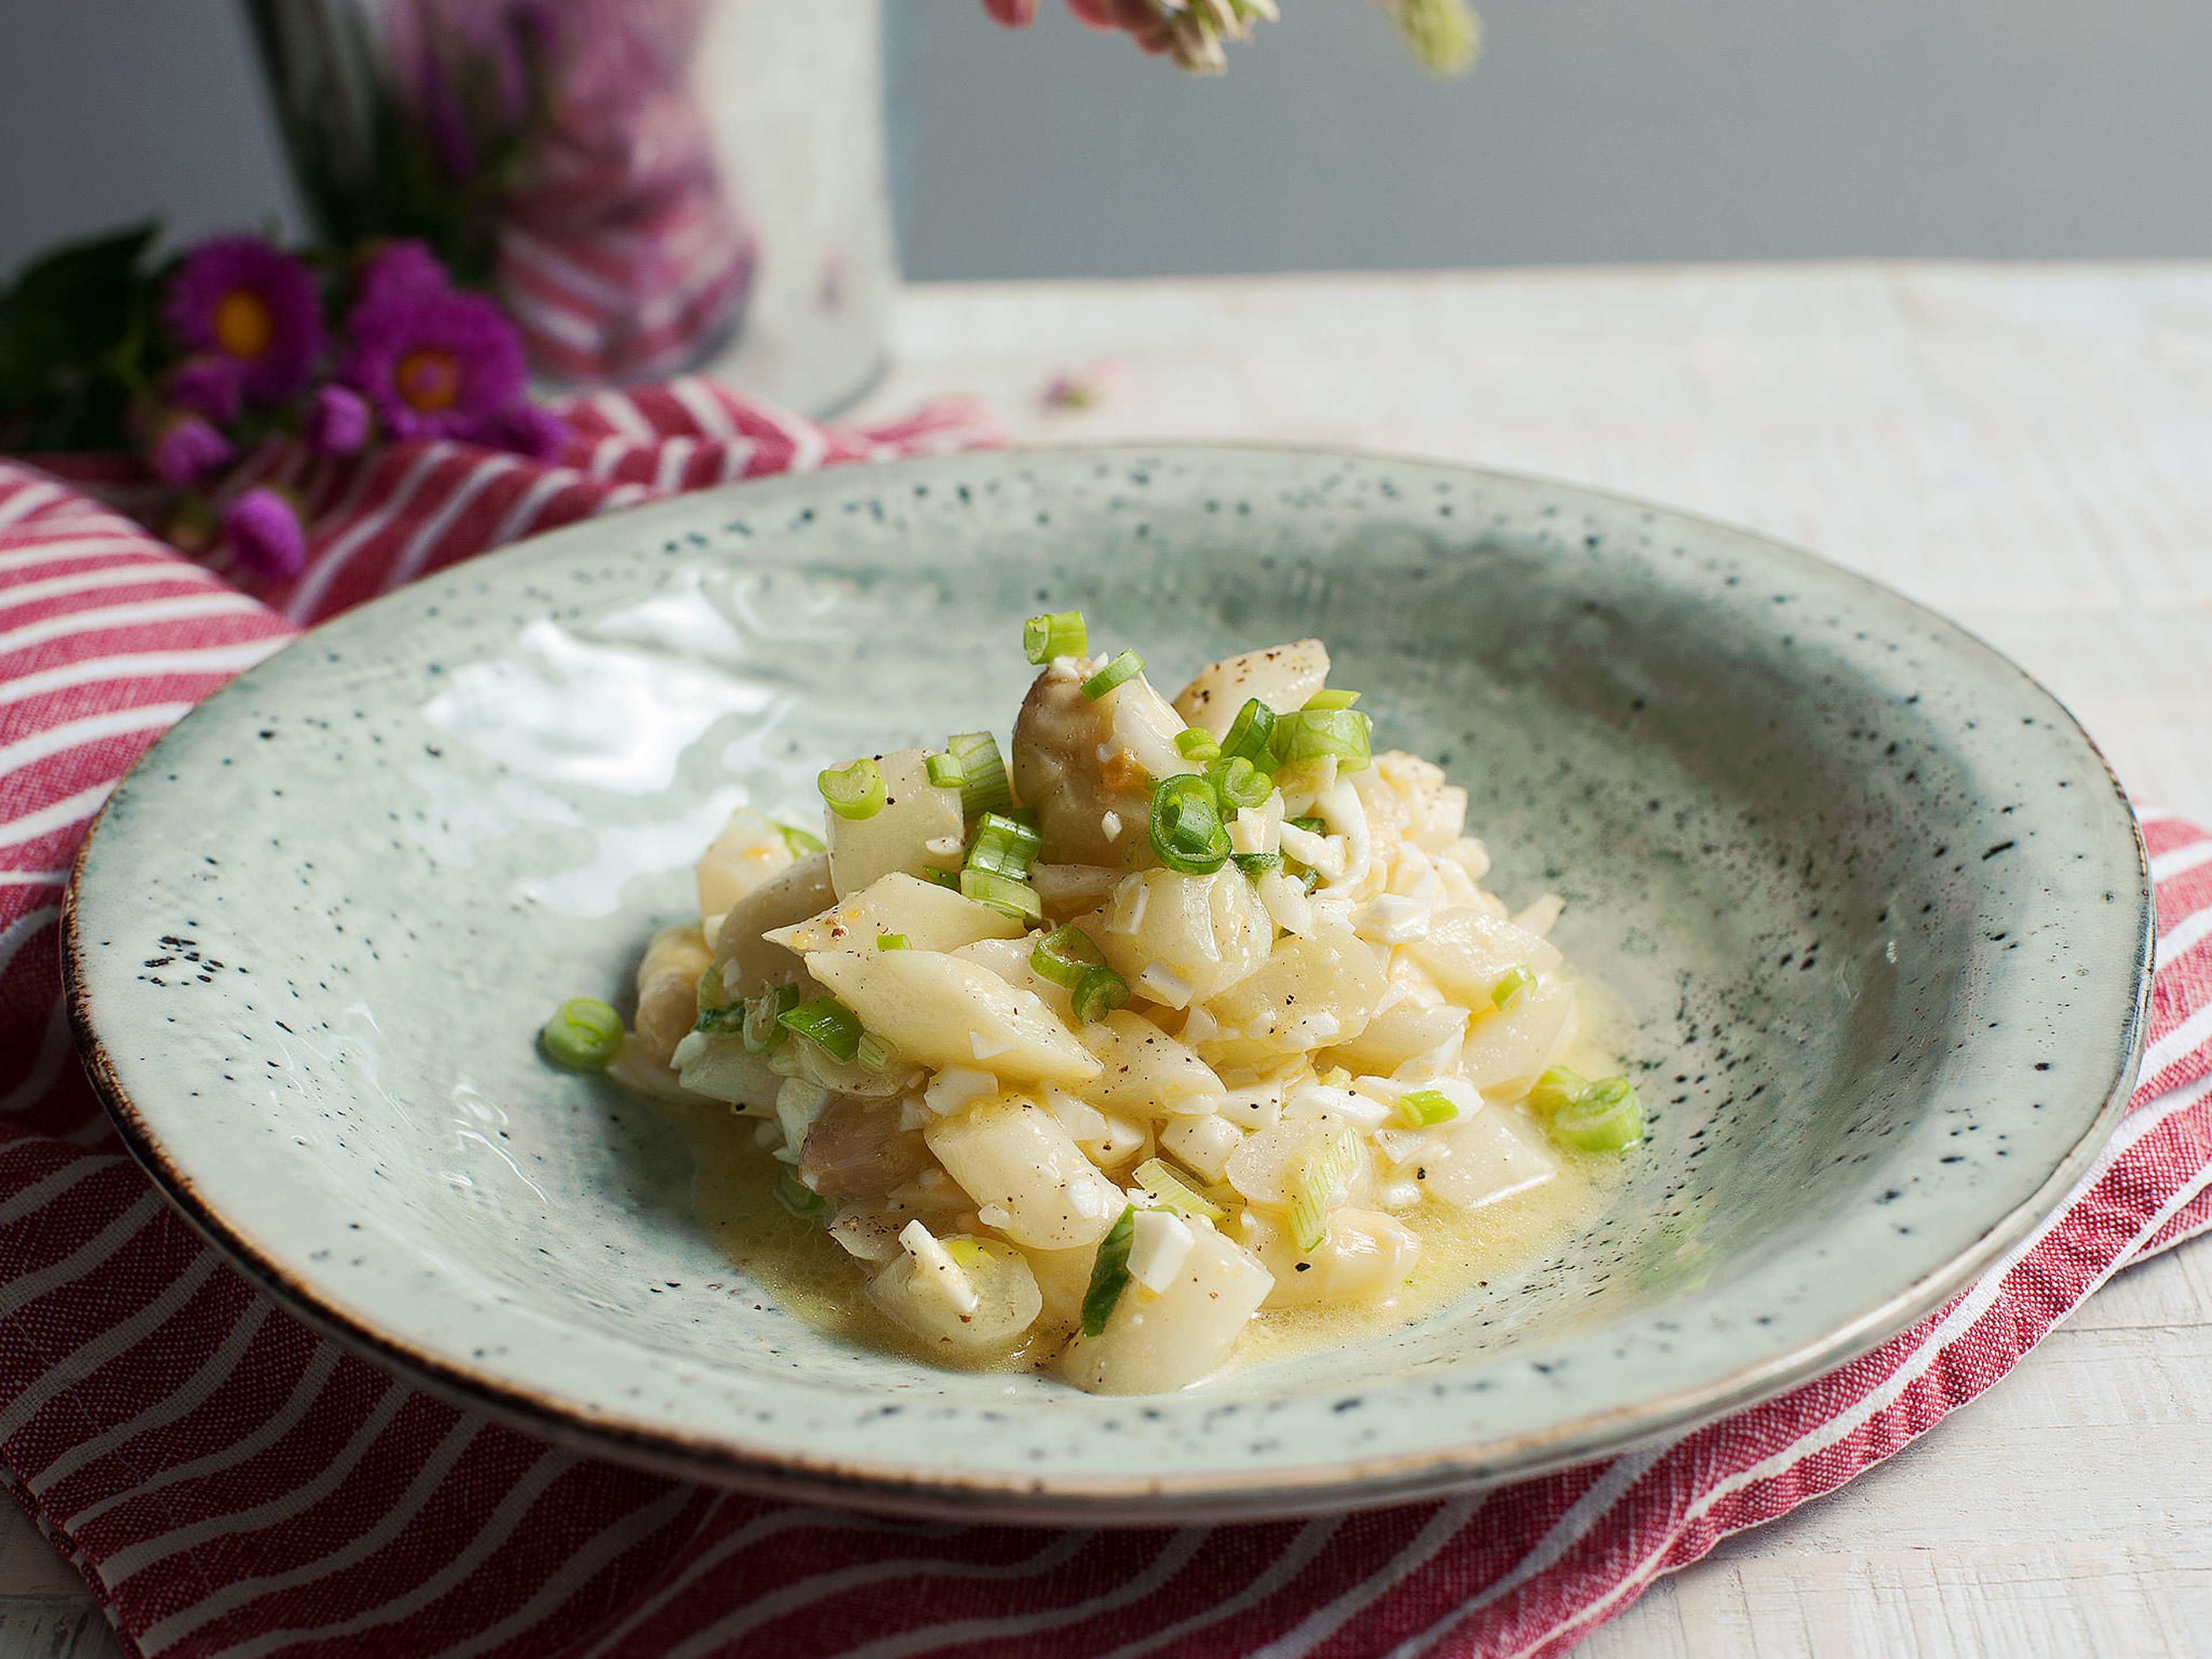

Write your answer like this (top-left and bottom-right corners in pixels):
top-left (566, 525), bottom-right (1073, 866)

top-left (540, 613), bottom-right (1645, 1395)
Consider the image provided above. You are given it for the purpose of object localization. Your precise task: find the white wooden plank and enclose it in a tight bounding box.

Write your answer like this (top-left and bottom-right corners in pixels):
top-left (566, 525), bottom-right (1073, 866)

top-left (0, 1598), bottom-right (124, 1659)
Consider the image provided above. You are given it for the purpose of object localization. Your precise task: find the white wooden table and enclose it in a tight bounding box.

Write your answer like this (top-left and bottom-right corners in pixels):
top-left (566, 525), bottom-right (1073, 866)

top-left (6, 263), bottom-right (2209, 1657)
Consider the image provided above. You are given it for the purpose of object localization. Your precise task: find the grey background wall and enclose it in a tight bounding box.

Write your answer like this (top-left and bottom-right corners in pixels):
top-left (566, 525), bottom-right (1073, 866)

top-left (3, 0), bottom-right (2210, 282)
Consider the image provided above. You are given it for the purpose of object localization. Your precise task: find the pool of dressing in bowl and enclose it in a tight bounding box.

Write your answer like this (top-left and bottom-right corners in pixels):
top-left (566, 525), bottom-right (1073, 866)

top-left (633, 979), bottom-right (1631, 1387)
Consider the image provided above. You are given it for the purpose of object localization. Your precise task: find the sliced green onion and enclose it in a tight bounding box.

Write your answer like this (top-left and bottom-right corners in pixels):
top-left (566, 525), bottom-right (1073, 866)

top-left (1303, 688), bottom-right (1362, 711)
top-left (778, 995), bottom-right (863, 1064)
top-left (1287, 1129), bottom-right (1361, 1253)
top-left (945, 731), bottom-right (1012, 819)
top-left (741, 984), bottom-right (800, 1055)
top-left (1081, 649), bottom-right (1144, 701)
top-left (1031, 923), bottom-right (1107, 990)
top-left (1551, 1077), bottom-right (1645, 1153)
top-left (1491, 965), bottom-right (1538, 1010)
top-left (696, 961), bottom-right (730, 1016)
top-left (1288, 815), bottom-right (1327, 836)
top-left (876, 933), bottom-right (912, 951)
top-left (1271, 707), bottom-right (1373, 771)
top-left (1297, 865), bottom-right (1322, 896)
top-left (1527, 1066), bottom-right (1589, 1118)
top-left (1395, 1087), bottom-right (1460, 1128)
top-left (1232, 850), bottom-right (1281, 878)
top-left (1219, 698), bottom-right (1276, 765)
top-left (925, 751), bottom-right (966, 790)
top-left (921, 866), bottom-right (962, 891)
top-left (778, 822), bottom-right (825, 856)
top-left (541, 997), bottom-right (623, 1071)
top-left (1175, 728), bottom-right (1222, 763)
top-left (1132, 1157), bottom-right (1228, 1222)
top-left (1022, 609), bottom-right (1088, 664)
top-left (966, 810), bottom-right (1043, 878)
top-left (817, 757), bottom-right (887, 820)
top-left (855, 1031), bottom-right (899, 1074)
top-left (1071, 964), bottom-right (1130, 1024)
top-left (694, 998), bottom-right (747, 1036)
top-left (1080, 1205), bottom-right (1138, 1336)
top-left (1205, 754), bottom-right (1272, 811)
top-left (960, 867), bottom-right (1043, 921)
top-left (775, 1165), bottom-right (830, 1219)
top-left (1150, 773), bottom-right (1232, 875)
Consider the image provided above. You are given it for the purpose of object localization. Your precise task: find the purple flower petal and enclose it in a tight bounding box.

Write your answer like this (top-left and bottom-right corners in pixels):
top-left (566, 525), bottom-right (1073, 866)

top-left (338, 289), bottom-right (529, 443)
top-left (147, 413), bottom-right (235, 487)
top-left (222, 486), bottom-right (308, 580)
top-left (305, 383), bottom-right (376, 456)
top-left (353, 240), bottom-right (449, 318)
top-left (168, 355), bottom-right (244, 426)
top-left (162, 236), bottom-right (327, 406)
top-left (474, 401), bottom-right (571, 463)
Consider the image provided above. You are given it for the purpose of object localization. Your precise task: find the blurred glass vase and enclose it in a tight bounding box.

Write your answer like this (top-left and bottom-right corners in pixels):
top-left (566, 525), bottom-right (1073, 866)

top-left (245, 0), bottom-right (894, 414)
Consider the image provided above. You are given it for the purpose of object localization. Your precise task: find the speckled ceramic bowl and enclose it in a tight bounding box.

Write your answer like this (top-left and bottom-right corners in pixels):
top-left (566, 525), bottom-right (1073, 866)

top-left (66, 446), bottom-right (2150, 1523)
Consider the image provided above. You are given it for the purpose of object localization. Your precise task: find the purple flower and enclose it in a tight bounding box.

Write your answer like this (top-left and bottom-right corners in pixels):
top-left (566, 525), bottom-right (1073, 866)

top-left (147, 412), bottom-right (235, 487)
top-left (222, 487), bottom-right (308, 579)
top-left (472, 400), bottom-right (571, 462)
top-left (305, 383), bottom-right (375, 456)
top-left (339, 289), bottom-right (527, 442)
top-left (168, 355), bottom-right (243, 426)
top-left (353, 240), bottom-right (449, 317)
top-left (163, 237), bottom-right (326, 405)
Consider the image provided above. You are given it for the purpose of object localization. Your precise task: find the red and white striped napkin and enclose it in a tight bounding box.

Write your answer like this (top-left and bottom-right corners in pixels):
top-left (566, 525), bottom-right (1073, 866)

top-left (3, 403), bottom-right (2211, 1658)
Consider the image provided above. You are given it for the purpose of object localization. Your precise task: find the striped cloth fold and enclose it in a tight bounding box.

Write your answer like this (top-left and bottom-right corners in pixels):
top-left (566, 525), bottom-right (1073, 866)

top-left (2, 423), bottom-right (2209, 1658)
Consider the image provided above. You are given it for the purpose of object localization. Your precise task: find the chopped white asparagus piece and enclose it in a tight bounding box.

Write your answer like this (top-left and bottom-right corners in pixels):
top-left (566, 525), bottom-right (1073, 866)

top-left (1218, 1078), bottom-right (1287, 1130)
top-left (1077, 1010), bottom-right (1225, 1116)
top-left (824, 749), bottom-right (965, 900)
top-left (924, 1094), bottom-right (1123, 1248)
top-left (1256, 866), bottom-right (1316, 936)
top-left (1356, 892), bottom-right (1434, 944)
top-left (1042, 1088), bottom-right (1109, 1141)
top-left (898, 1221), bottom-right (979, 1315)
top-left (1105, 875), bottom-right (1149, 935)
top-left (925, 1066), bottom-right (999, 1116)
top-left (768, 872), bottom-right (1025, 956)
top-left (828, 1206), bottom-right (906, 1263)
top-left (808, 949), bottom-right (1101, 1087)
top-left (1512, 893), bottom-right (1567, 938)
top-left (869, 1232), bottom-right (1043, 1350)
top-left (1237, 1207), bottom-right (1421, 1305)
top-left (1171, 639), bottom-right (1331, 737)
top-left (1160, 1112), bottom-right (1244, 1182)
top-left (694, 806), bottom-right (797, 917)
top-left (1418, 1111), bottom-right (1559, 1211)
top-left (774, 1078), bottom-right (832, 1166)
top-left (1061, 1226), bottom-right (1274, 1394)
top-left (1313, 778), bottom-right (1372, 892)
top-left (1139, 963), bottom-right (1195, 1007)
top-left (1284, 1081), bottom-right (1389, 1130)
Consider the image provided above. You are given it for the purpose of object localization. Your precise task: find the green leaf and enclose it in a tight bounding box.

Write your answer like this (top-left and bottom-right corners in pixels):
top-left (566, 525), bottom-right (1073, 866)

top-left (0, 221), bottom-right (160, 450)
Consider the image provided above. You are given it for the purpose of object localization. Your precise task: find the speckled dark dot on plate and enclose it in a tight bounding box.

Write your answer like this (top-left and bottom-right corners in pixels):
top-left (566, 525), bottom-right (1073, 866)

top-left (64, 446), bottom-right (2152, 1523)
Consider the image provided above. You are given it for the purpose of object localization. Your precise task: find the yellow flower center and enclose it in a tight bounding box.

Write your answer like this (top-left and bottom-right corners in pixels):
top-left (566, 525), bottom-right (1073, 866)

top-left (212, 290), bottom-right (275, 361)
top-left (396, 350), bottom-right (463, 412)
